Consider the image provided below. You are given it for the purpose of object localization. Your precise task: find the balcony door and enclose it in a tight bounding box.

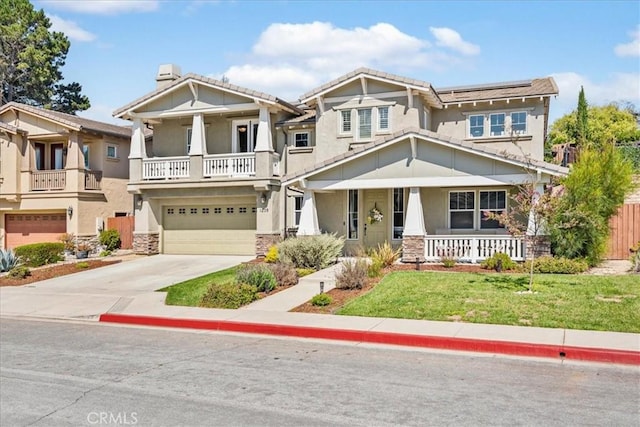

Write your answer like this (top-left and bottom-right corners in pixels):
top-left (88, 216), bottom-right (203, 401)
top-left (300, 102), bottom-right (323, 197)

top-left (51, 144), bottom-right (64, 169)
top-left (232, 119), bottom-right (259, 153)
top-left (34, 143), bottom-right (45, 170)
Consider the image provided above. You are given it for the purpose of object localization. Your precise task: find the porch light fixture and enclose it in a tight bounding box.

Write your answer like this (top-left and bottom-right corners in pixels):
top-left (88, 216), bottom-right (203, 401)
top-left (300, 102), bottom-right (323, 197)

top-left (67, 206), bottom-right (73, 219)
top-left (260, 192), bottom-right (267, 204)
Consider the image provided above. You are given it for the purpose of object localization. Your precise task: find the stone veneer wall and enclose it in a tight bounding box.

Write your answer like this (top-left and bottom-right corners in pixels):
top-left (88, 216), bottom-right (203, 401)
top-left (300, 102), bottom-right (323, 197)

top-left (133, 232), bottom-right (159, 255)
top-left (75, 235), bottom-right (100, 254)
top-left (255, 233), bottom-right (282, 257)
top-left (402, 235), bottom-right (425, 263)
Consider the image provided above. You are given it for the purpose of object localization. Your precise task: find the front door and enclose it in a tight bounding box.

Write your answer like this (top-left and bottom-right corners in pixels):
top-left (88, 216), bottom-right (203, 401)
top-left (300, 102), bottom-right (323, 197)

top-left (363, 189), bottom-right (388, 248)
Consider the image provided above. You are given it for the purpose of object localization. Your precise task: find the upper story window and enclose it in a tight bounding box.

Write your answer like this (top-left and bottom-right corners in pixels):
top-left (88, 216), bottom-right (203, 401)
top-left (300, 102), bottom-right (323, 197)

top-left (490, 113), bottom-right (505, 136)
top-left (511, 111), bottom-right (527, 135)
top-left (106, 144), bottom-right (118, 159)
top-left (83, 145), bottom-right (90, 169)
top-left (186, 127), bottom-right (192, 154)
top-left (340, 110), bottom-right (352, 134)
top-left (378, 106), bottom-right (390, 131)
top-left (357, 108), bottom-right (372, 140)
top-left (233, 119), bottom-right (259, 153)
top-left (294, 132), bottom-right (309, 147)
top-left (469, 115), bottom-right (484, 138)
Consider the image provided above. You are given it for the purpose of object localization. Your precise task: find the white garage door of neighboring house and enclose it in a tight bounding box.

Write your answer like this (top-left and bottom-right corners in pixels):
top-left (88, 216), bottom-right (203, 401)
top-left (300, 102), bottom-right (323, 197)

top-left (5, 213), bottom-right (67, 249)
top-left (162, 201), bottom-right (256, 255)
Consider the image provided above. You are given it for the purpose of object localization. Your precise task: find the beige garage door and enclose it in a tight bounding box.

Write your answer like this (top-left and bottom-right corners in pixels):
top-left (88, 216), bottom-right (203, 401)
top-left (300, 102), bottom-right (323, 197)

top-left (163, 201), bottom-right (256, 255)
top-left (5, 213), bottom-right (67, 249)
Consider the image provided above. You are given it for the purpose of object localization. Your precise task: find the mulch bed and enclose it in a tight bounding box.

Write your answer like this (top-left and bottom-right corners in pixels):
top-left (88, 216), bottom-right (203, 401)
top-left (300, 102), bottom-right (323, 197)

top-left (0, 259), bottom-right (121, 287)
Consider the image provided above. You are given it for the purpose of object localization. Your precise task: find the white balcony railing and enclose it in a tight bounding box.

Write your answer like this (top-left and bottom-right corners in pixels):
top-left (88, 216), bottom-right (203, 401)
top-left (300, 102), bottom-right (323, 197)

top-left (203, 153), bottom-right (255, 177)
top-left (425, 235), bottom-right (526, 263)
top-left (142, 157), bottom-right (190, 180)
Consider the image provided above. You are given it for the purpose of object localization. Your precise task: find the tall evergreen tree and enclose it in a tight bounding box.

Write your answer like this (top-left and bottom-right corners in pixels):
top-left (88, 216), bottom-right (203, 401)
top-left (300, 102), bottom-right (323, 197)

top-left (576, 86), bottom-right (589, 146)
top-left (0, 0), bottom-right (90, 114)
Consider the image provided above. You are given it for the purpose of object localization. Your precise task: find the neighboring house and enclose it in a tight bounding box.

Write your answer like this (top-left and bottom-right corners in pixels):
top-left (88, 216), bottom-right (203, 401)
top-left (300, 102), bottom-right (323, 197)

top-left (115, 66), bottom-right (567, 262)
top-left (0, 102), bottom-right (135, 249)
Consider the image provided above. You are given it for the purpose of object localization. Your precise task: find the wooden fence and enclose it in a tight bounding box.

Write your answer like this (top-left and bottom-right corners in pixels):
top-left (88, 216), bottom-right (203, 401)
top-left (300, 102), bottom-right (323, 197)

top-left (606, 204), bottom-right (640, 260)
top-left (107, 216), bottom-right (134, 250)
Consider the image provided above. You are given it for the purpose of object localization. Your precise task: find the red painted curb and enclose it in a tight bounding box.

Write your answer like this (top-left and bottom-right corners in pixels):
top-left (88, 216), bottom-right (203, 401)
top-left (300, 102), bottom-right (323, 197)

top-left (99, 313), bottom-right (640, 365)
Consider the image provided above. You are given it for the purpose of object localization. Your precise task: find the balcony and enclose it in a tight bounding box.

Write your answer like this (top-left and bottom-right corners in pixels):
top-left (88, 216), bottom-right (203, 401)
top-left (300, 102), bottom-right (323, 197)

top-left (424, 235), bottom-right (526, 263)
top-left (84, 170), bottom-right (102, 190)
top-left (204, 153), bottom-right (255, 177)
top-left (141, 153), bottom-right (257, 180)
top-left (31, 170), bottom-right (66, 190)
top-left (142, 156), bottom-right (190, 180)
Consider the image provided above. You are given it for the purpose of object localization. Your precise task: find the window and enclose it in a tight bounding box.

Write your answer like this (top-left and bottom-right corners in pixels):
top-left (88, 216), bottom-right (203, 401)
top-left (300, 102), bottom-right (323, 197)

top-left (511, 112), bottom-right (527, 135)
top-left (294, 132), bottom-right (309, 147)
top-left (348, 190), bottom-right (358, 239)
top-left (377, 106), bottom-right (389, 131)
top-left (83, 145), bottom-right (90, 169)
top-left (167, 208), bottom-right (175, 215)
top-left (239, 207), bottom-right (247, 213)
top-left (480, 190), bottom-right (506, 229)
top-left (186, 128), bottom-right (192, 154)
top-left (294, 196), bottom-right (303, 226)
top-left (393, 188), bottom-right (404, 239)
top-left (106, 144), bottom-right (117, 159)
top-left (202, 208), bottom-right (210, 214)
top-left (340, 110), bottom-right (352, 134)
top-left (449, 191), bottom-right (475, 229)
top-left (190, 208), bottom-right (198, 214)
top-left (226, 207), bottom-right (234, 214)
top-left (469, 115), bottom-right (484, 137)
top-left (490, 113), bottom-right (505, 136)
top-left (357, 108), bottom-right (372, 140)
top-left (34, 143), bottom-right (45, 170)
top-left (178, 208), bottom-right (186, 215)
top-left (214, 207), bottom-right (222, 214)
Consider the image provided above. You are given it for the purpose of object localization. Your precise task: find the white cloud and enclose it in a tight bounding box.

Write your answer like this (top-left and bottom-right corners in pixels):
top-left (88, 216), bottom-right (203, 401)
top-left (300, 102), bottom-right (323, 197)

top-left (218, 22), bottom-right (475, 100)
top-left (614, 26), bottom-right (640, 57)
top-left (549, 71), bottom-right (640, 122)
top-left (429, 27), bottom-right (480, 55)
top-left (48, 14), bottom-right (96, 42)
top-left (40, 0), bottom-right (159, 15)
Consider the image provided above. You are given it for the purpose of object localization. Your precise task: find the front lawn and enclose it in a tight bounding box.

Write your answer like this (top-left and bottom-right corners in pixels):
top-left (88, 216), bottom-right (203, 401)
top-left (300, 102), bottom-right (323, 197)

top-left (158, 267), bottom-right (237, 306)
top-left (337, 271), bottom-right (640, 333)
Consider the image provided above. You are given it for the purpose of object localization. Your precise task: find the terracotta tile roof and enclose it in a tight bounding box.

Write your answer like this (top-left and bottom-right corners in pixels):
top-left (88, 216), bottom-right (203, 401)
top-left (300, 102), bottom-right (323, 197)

top-left (0, 121), bottom-right (20, 134)
top-left (113, 73), bottom-right (303, 118)
top-left (436, 77), bottom-right (558, 103)
top-left (0, 102), bottom-right (133, 139)
top-left (283, 128), bottom-right (568, 184)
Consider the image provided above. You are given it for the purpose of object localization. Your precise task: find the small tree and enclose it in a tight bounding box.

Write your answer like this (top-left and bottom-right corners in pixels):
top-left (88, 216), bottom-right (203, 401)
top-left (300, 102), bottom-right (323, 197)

top-left (576, 86), bottom-right (589, 147)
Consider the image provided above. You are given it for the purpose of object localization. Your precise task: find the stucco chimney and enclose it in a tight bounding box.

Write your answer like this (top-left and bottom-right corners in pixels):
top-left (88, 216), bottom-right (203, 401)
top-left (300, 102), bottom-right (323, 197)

top-left (156, 64), bottom-right (181, 89)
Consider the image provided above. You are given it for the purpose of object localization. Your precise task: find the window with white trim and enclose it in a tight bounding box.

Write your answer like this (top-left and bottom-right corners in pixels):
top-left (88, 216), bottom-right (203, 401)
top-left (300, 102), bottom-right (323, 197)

top-left (449, 191), bottom-right (475, 229)
top-left (511, 111), bottom-right (527, 135)
top-left (377, 106), bottom-right (389, 131)
top-left (490, 113), bottom-right (505, 136)
top-left (83, 145), bottom-right (90, 169)
top-left (340, 110), bottom-right (352, 134)
top-left (186, 128), bottom-right (192, 154)
top-left (294, 196), bottom-right (303, 226)
top-left (106, 144), bottom-right (117, 159)
top-left (357, 108), bottom-right (372, 140)
top-left (469, 115), bottom-right (484, 137)
top-left (392, 188), bottom-right (404, 239)
top-left (294, 132), bottom-right (309, 147)
top-left (480, 190), bottom-right (506, 229)
top-left (347, 189), bottom-right (358, 239)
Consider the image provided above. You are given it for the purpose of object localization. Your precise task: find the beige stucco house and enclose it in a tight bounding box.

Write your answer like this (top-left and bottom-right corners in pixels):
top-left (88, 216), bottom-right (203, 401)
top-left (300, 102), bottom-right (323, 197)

top-left (115, 66), bottom-right (568, 262)
top-left (0, 102), bottom-right (134, 249)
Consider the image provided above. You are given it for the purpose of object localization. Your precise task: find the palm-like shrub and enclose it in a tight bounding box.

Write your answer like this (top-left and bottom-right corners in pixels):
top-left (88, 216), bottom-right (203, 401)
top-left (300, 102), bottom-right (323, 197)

top-left (0, 249), bottom-right (21, 272)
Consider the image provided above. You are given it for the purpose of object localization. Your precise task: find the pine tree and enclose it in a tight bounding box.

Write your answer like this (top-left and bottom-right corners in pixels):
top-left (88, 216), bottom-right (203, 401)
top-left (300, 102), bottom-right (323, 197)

top-left (576, 86), bottom-right (589, 146)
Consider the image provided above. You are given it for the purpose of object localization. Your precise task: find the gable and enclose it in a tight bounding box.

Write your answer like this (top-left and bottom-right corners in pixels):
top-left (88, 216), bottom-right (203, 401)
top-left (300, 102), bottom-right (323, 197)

top-left (138, 83), bottom-right (255, 115)
top-left (327, 78), bottom-right (404, 99)
top-left (0, 109), bottom-right (72, 136)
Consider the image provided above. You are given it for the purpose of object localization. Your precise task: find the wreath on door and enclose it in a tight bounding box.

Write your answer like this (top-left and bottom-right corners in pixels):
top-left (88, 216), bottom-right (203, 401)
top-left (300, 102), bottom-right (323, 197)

top-left (367, 205), bottom-right (384, 224)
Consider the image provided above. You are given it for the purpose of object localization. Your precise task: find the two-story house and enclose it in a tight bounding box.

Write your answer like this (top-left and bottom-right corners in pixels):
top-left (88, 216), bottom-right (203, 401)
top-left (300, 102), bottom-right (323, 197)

top-left (115, 66), bottom-right (567, 262)
top-left (0, 102), bottom-right (134, 249)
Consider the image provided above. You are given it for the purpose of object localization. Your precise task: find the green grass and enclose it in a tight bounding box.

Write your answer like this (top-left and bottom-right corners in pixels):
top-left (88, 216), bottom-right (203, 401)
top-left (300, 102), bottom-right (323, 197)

top-left (158, 266), bottom-right (238, 306)
top-left (338, 272), bottom-right (640, 333)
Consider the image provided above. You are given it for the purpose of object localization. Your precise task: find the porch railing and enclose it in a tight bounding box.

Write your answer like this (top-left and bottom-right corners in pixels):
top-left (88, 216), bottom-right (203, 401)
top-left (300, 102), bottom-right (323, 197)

top-left (203, 153), bottom-right (255, 177)
top-left (142, 157), bottom-right (190, 180)
top-left (425, 235), bottom-right (526, 262)
top-left (84, 170), bottom-right (102, 190)
top-left (31, 170), bottom-right (66, 191)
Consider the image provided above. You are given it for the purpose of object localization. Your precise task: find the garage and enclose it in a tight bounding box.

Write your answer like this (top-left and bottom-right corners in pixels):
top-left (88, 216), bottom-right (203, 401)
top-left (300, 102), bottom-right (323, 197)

top-left (162, 200), bottom-right (256, 255)
top-left (5, 213), bottom-right (67, 249)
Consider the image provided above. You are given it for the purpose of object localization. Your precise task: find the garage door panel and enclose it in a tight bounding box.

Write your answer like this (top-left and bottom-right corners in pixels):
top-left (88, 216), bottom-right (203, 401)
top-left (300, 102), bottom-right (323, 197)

top-left (5, 213), bottom-right (66, 249)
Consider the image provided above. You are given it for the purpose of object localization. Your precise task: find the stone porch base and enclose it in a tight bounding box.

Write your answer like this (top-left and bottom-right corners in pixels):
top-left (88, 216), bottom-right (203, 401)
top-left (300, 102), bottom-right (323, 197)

top-left (133, 232), bottom-right (159, 255)
top-left (255, 233), bottom-right (282, 257)
top-left (402, 235), bottom-right (425, 263)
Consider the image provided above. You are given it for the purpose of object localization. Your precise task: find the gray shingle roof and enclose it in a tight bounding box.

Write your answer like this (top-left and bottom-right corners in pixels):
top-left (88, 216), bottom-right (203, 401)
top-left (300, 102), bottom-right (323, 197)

top-left (436, 78), bottom-right (558, 103)
top-left (0, 102), bottom-right (133, 139)
top-left (113, 73), bottom-right (303, 117)
top-left (283, 128), bottom-right (568, 184)
top-left (0, 121), bottom-right (20, 134)
top-left (277, 108), bottom-right (316, 126)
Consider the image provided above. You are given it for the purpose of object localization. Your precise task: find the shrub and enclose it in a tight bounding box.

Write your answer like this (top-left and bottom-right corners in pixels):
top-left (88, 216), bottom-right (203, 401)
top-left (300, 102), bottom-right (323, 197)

top-left (8, 266), bottom-right (31, 279)
top-left (58, 233), bottom-right (76, 252)
top-left (370, 242), bottom-right (401, 268)
top-left (310, 293), bottom-right (332, 306)
top-left (296, 268), bottom-right (315, 277)
top-left (99, 250), bottom-right (111, 257)
top-left (277, 233), bottom-right (345, 270)
top-left (481, 252), bottom-right (518, 271)
top-left (367, 259), bottom-right (383, 278)
top-left (99, 229), bottom-right (121, 251)
top-left (335, 258), bottom-right (368, 290)
top-left (14, 243), bottom-right (63, 267)
top-left (524, 255), bottom-right (589, 274)
top-left (441, 256), bottom-right (457, 268)
top-left (264, 245), bottom-right (279, 263)
top-left (236, 264), bottom-right (277, 292)
top-left (630, 241), bottom-right (640, 273)
top-left (200, 282), bottom-right (258, 309)
top-left (0, 249), bottom-right (21, 272)
top-left (267, 263), bottom-right (298, 287)
top-left (76, 262), bottom-right (90, 269)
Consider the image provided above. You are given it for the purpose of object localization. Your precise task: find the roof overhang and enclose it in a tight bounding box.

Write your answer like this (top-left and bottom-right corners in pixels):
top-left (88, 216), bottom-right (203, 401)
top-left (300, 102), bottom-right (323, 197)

top-left (0, 103), bottom-right (81, 132)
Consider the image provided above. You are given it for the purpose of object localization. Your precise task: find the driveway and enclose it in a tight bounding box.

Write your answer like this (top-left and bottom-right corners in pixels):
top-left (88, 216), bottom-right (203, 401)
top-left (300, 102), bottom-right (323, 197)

top-left (0, 255), bottom-right (252, 320)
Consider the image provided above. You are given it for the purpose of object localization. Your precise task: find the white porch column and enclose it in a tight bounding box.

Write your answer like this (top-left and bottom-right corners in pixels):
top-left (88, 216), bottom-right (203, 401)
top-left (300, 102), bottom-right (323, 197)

top-left (188, 113), bottom-right (207, 156)
top-left (254, 106), bottom-right (273, 152)
top-left (527, 183), bottom-right (546, 236)
top-left (296, 190), bottom-right (320, 236)
top-left (129, 118), bottom-right (147, 159)
top-left (403, 187), bottom-right (426, 236)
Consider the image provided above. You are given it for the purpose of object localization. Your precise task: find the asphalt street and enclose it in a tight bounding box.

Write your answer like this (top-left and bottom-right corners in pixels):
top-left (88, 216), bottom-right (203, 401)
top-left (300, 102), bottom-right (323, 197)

top-left (1, 319), bottom-right (638, 426)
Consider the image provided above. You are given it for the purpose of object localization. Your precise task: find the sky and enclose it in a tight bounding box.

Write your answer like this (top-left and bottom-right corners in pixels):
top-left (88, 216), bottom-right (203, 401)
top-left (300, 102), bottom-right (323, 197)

top-left (33, 0), bottom-right (640, 126)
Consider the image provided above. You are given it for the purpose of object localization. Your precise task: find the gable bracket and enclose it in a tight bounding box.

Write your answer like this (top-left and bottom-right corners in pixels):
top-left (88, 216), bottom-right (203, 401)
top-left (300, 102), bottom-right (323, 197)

top-left (410, 135), bottom-right (417, 159)
top-left (316, 96), bottom-right (325, 116)
top-left (360, 77), bottom-right (368, 95)
top-left (188, 81), bottom-right (199, 102)
top-left (406, 87), bottom-right (414, 109)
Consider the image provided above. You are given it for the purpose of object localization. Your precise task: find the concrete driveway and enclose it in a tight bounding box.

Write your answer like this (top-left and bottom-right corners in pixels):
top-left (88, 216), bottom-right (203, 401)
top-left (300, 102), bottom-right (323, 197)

top-left (0, 254), bottom-right (252, 320)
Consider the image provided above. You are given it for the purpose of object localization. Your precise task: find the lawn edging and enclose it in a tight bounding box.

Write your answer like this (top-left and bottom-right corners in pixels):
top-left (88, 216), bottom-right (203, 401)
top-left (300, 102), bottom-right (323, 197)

top-left (99, 313), bottom-right (640, 366)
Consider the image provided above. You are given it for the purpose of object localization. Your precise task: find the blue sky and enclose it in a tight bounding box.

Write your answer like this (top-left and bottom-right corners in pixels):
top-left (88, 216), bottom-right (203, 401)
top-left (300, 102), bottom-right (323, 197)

top-left (35, 0), bottom-right (640, 125)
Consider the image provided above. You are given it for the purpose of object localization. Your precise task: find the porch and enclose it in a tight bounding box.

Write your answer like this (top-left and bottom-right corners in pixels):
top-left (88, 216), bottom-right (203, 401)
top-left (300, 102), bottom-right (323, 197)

top-left (29, 170), bottom-right (102, 191)
top-left (424, 235), bottom-right (526, 262)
